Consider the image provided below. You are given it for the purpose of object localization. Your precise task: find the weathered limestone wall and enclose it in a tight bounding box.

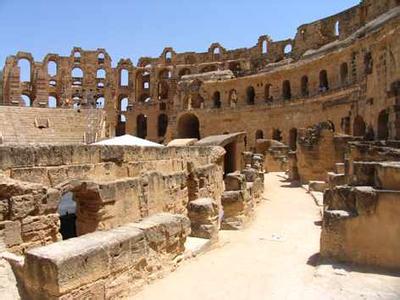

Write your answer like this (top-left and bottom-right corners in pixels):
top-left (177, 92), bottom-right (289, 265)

top-left (321, 141), bottom-right (400, 270)
top-left (0, 145), bottom-right (225, 254)
top-left (2, 2), bottom-right (399, 144)
top-left (7, 213), bottom-right (190, 299)
top-left (255, 139), bottom-right (289, 172)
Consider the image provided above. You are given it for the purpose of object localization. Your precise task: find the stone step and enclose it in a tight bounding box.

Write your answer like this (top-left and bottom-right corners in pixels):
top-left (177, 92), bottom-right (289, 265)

top-left (375, 162), bottom-right (400, 190)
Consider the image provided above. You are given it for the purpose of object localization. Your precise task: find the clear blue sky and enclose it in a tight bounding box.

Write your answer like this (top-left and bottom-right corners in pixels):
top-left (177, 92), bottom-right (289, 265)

top-left (0, 0), bottom-right (359, 67)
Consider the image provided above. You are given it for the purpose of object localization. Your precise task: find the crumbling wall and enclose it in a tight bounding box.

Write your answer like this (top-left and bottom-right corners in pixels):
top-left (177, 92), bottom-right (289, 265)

top-left (6, 213), bottom-right (190, 299)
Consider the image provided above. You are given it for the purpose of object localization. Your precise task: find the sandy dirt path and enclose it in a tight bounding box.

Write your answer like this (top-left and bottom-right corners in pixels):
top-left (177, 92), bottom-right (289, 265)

top-left (133, 173), bottom-right (400, 300)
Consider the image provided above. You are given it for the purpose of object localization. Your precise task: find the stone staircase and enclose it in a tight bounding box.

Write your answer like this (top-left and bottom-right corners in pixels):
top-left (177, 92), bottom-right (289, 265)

top-left (0, 106), bottom-right (106, 145)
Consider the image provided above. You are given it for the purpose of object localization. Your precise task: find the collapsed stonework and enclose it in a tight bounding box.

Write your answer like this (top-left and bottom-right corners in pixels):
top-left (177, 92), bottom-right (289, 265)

top-left (0, 0), bottom-right (399, 298)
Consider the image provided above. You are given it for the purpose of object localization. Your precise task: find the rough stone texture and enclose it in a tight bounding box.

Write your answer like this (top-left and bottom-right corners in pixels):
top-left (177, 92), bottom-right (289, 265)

top-left (188, 198), bottom-right (219, 240)
top-left (7, 213), bottom-right (190, 299)
top-left (2, 2), bottom-right (400, 146)
top-left (0, 144), bottom-right (224, 254)
top-left (321, 141), bottom-right (400, 271)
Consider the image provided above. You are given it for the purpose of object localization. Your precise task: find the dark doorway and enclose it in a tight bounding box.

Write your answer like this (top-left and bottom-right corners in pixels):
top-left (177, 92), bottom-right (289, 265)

top-left (255, 130), bottom-right (264, 140)
top-left (58, 192), bottom-right (77, 240)
top-left (289, 128), bottom-right (298, 151)
top-left (116, 114), bottom-right (126, 136)
top-left (177, 113), bottom-right (200, 139)
top-left (213, 91), bottom-right (221, 108)
top-left (137, 114), bottom-right (147, 138)
top-left (353, 115), bottom-right (366, 137)
top-left (224, 142), bottom-right (236, 175)
top-left (246, 86), bottom-right (255, 105)
top-left (272, 128), bottom-right (282, 141)
top-left (158, 114), bottom-right (168, 137)
top-left (377, 110), bottom-right (389, 140)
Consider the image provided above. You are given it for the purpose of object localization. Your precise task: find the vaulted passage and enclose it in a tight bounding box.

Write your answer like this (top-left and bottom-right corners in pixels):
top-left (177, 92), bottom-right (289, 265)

top-left (353, 115), bottom-right (366, 137)
top-left (377, 110), bottom-right (389, 140)
top-left (177, 113), bottom-right (200, 139)
top-left (58, 192), bottom-right (77, 240)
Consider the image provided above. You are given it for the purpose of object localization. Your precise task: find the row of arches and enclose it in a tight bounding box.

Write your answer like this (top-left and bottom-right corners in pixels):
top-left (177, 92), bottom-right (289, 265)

top-left (116, 114), bottom-right (169, 139)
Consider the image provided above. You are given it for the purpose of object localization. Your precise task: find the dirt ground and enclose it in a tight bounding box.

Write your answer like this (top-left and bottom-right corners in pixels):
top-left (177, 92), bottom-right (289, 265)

top-left (133, 172), bottom-right (400, 300)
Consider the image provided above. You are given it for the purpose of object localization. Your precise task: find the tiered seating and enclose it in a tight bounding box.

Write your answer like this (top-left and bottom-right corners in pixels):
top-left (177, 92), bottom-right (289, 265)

top-left (0, 106), bottom-right (105, 144)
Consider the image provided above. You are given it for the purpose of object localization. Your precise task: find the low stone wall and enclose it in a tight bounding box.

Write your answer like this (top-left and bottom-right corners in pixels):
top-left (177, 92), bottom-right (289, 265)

top-left (255, 139), bottom-right (288, 172)
top-left (321, 141), bottom-right (400, 270)
top-left (0, 145), bottom-right (225, 254)
top-left (6, 213), bottom-right (190, 299)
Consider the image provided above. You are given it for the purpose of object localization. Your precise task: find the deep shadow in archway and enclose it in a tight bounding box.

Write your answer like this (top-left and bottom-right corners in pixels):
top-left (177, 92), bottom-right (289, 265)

top-left (178, 113), bottom-right (200, 139)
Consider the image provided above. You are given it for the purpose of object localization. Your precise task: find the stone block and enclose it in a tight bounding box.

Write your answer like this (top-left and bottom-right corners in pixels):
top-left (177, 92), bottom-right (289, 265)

top-left (224, 172), bottom-right (246, 191)
top-left (375, 162), bottom-right (400, 190)
top-left (188, 198), bottom-right (219, 240)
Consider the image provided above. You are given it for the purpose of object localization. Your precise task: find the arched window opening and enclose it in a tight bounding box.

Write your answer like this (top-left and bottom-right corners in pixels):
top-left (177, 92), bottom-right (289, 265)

top-left (120, 97), bottom-right (128, 111)
top-left (353, 115), bottom-right (366, 137)
top-left (213, 91), bottom-right (221, 108)
top-left (158, 114), bottom-right (168, 137)
top-left (120, 69), bottom-right (129, 86)
top-left (144, 81), bottom-right (150, 89)
top-left (116, 114), bottom-right (126, 136)
top-left (21, 95), bottom-right (31, 107)
top-left (262, 40), bottom-right (268, 54)
top-left (49, 80), bottom-right (57, 87)
top-left (289, 128), bottom-right (298, 151)
top-left (58, 192), bottom-right (77, 240)
top-left (97, 82), bottom-right (104, 88)
top-left (213, 47), bottom-right (221, 60)
top-left (47, 61), bottom-right (57, 77)
top-left (98, 52), bottom-right (105, 62)
top-left (265, 84), bottom-right (272, 102)
top-left (137, 114), bottom-right (148, 139)
top-left (364, 52), bottom-right (373, 75)
top-left (158, 81), bottom-right (169, 100)
top-left (377, 110), bottom-right (389, 140)
top-left (73, 51), bottom-right (81, 58)
top-left (165, 51), bottom-right (172, 63)
top-left (96, 69), bottom-right (106, 79)
top-left (246, 86), bottom-right (255, 105)
top-left (319, 70), bottom-right (329, 92)
top-left (301, 76), bottom-right (309, 97)
top-left (48, 96), bottom-right (57, 108)
top-left (18, 59), bottom-right (31, 82)
top-left (272, 129), bottom-right (282, 141)
top-left (340, 63), bottom-right (349, 86)
top-left (96, 97), bottom-right (105, 109)
top-left (335, 21), bottom-right (340, 37)
top-left (228, 89), bottom-right (238, 107)
top-left (284, 44), bottom-right (292, 54)
top-left (178, 113), bottom-right (200, 139)
top-left (71, 67), bottom-right (83, 78)
top-left (255, 130), bottom-right (264, 140)
top-left (282, 80), bottom-right (291, 100)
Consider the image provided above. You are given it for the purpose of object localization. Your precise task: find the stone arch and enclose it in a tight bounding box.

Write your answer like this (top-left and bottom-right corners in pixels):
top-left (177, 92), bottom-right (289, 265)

top-left (120, 69), bottom-right (129, 86)
top-left (158, 114), bottom-right (168, 137)
top-left (335, 20), bottom-right (340, 36)
top-left (116, 114), bottom-right (126, 136)
top-left (262, 40), bottom-right (268, 54)
top-left (18, 58), bottom-right (31, 82)
top-left (284, 44), bottom-right (292, 54)
top-left (319, 70), bottom-right (329, 91)
top-left (96, 69), bottom-right (106, 79)
top-left (353, 115), bottom-right (366, 137)
top-left (301, 75), bottom-right (309, 97)
top-left (377, 110), bottom-right (389, 140)
top-left (21, 94), bottom-right (31, 107)
top-left (177, 113), bottom-right (200, 139)
top-left (71, 67), bottom-right (83, 78)
top-left (137, 114), bottom-right (148, 138)
top-left (289, 128), bottom-right (298, 151)
top-left (158, 81), bottom-right (169, 100)
top-left (119, 96), bottom-right (128, 112)
top-left (246, 86), bottom-right (255, 105)
top-left (48, 96), bottom-right (57, 108)
top-left (282, 80), bottom-right (291, 100)
top-left (340, 63), bottom-right (349, 85)
top-left (96, 97), bottom-right (105, 109)
top-left (58, 191), bottom-right (77, 240)
top-left (265, 84), bottom-right (272, 102)
top-left (47, 61), bottom-right (57, 77)
top-left (255, 130), bottom-right (264, 140)
top-left (272, 128), bottom-right (282, 141)
top-left (213, 91), bottom-right (221, 108)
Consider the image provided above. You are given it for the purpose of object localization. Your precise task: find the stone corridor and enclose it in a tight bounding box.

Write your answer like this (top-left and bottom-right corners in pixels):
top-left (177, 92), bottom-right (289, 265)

top-left (133, 173), bottom-right (400, 300)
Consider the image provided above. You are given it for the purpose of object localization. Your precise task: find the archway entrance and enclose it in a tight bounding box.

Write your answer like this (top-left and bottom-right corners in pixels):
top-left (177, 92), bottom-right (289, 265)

top-left (58, 192), bottom-right (77, 240)
top-left (224, 142), bottom-right (236, 175)
top-left (377, 110), bottom-right (389, 140)
top-left (177, 113), bottom-right (200, 139)
top-left (353, 115), bottom-right (366, 137)
top-left (137, 114), bottom-right (147, 139)
top-left (289, 128), bottom-right (298, 151)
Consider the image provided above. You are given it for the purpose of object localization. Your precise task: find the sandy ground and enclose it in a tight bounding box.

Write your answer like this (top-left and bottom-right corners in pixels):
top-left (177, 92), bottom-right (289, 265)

top-left (133, 172), bottom-right (400, 300)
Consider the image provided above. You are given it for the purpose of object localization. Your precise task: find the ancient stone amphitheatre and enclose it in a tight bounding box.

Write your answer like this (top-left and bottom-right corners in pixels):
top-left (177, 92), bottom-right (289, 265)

top-left (0, 0), bottom-right (400, 299)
